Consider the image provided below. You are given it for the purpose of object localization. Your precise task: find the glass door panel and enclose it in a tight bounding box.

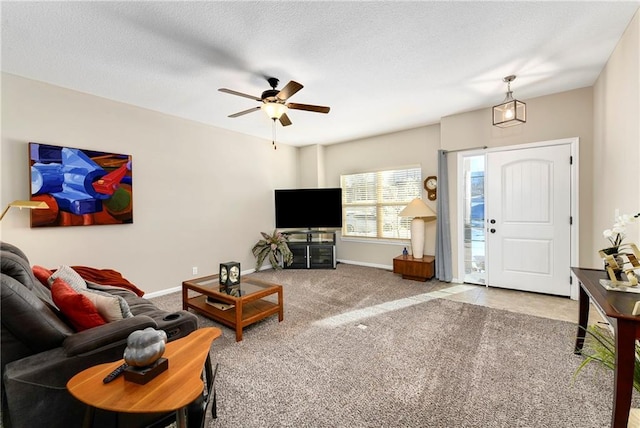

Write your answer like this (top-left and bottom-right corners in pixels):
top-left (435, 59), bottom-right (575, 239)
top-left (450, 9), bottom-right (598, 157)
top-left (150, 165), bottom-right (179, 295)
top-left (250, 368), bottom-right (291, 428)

top-left (463, 156), bottom-right (486, 284)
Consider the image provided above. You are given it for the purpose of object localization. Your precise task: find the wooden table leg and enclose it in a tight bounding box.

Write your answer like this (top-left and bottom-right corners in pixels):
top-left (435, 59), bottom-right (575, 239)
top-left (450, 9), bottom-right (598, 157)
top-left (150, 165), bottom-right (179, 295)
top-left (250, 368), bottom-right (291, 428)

top-left (182, 285), bottom-right (188, 311)
top-left (278, 286), bottom-right (284, 322)
top-left (574, 283), bottom-right (589, 354)
top-left (82, 406), bottom-right (95, 428)
top-left (176, 407), bottom-right (187, 428)
top-left (235, 300), bottom-right (243, 341)
top-left (611, 318), bottom-right (635, 428)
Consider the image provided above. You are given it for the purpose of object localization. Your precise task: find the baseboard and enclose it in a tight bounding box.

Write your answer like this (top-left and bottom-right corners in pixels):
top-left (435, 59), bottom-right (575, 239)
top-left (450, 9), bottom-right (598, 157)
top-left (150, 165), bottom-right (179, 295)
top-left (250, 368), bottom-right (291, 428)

top-left (145, 286), bottom-right (182, 299)
top-left (336, 259), bottom-right (392, 271)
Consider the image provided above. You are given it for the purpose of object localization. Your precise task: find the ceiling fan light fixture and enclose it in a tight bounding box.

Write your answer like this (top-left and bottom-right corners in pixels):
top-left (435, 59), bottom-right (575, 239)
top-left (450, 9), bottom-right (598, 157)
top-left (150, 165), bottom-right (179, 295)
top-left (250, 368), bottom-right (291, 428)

top-left (261, 102), bottom-right (288, 120)
top-left (492, 75), bottom-right (526, 128)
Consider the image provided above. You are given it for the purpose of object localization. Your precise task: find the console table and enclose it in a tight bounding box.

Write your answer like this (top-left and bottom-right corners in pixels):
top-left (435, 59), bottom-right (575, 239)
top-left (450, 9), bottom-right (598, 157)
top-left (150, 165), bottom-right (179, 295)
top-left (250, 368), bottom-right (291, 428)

top-left (393, 254), bottom-right (435, 281)
top-left (572, 267), bottom-right (640, 428)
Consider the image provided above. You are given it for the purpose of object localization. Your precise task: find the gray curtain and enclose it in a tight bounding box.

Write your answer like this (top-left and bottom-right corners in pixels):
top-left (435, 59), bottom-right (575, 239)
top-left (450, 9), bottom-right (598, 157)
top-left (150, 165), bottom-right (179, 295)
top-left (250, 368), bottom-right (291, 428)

top-left (435, 149), bottom-right (453, 281)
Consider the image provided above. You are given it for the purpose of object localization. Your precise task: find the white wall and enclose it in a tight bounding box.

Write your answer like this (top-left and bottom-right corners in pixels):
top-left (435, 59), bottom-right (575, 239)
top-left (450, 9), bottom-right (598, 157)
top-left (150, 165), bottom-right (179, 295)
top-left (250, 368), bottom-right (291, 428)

top-left (593, 9), bottom-right (640, 264)
top-left (0, 73), bottom-right (298, 295)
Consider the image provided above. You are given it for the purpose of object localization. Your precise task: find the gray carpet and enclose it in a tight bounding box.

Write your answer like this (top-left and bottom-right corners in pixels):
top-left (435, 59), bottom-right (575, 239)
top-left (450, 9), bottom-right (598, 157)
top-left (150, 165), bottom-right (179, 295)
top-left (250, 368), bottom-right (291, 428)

top-left (152, 264), bottom-right (631, 428)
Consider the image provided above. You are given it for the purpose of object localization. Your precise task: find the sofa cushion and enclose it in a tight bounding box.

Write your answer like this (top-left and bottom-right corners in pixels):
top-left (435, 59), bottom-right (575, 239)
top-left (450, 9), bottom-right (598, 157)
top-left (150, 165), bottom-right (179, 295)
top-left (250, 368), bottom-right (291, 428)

top-left (50, 278), bottom-right (106, 331)
top-left (1, 274), bottom-right (73, 355)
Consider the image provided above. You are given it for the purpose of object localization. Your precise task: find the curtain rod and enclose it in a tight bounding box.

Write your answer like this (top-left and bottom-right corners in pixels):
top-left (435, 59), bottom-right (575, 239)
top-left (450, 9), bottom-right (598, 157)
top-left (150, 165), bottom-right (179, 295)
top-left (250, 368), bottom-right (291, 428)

top-left (443, 146), bottom-right (487, 154)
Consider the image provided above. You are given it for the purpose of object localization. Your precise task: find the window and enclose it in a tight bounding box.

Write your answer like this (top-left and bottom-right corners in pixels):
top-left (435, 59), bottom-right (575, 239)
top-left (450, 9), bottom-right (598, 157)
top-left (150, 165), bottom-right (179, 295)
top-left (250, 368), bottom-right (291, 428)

top-left (341, 166), bottom-right (422, 239)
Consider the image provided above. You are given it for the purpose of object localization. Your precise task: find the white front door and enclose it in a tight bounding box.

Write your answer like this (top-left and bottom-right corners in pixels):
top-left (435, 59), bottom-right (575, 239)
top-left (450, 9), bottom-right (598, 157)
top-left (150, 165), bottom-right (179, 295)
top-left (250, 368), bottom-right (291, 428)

top-left (486, 144), bottom-right (572, 296)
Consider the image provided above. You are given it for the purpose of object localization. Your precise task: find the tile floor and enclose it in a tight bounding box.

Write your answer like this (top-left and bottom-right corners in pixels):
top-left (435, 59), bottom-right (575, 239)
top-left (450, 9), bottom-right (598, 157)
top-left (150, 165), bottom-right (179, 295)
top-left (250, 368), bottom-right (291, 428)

top-left (433, 281), bottom-right (607, 325)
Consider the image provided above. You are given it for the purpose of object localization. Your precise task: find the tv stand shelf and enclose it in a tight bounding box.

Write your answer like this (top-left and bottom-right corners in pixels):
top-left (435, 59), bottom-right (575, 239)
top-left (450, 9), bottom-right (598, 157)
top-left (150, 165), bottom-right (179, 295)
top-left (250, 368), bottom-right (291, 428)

top-left (284, 230), bottom-right (336, 269)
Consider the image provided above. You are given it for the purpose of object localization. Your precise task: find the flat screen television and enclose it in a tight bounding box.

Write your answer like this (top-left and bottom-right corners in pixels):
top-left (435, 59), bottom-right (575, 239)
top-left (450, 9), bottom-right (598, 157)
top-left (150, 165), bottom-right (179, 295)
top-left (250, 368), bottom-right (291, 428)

top-left (275, 188), bottom-right (342, 229)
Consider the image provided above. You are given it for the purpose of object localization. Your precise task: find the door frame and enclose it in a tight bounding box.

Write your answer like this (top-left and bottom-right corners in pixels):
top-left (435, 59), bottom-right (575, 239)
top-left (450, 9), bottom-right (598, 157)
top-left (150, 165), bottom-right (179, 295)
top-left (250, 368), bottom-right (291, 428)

top-left (456, 137), bottom-right (580, 299)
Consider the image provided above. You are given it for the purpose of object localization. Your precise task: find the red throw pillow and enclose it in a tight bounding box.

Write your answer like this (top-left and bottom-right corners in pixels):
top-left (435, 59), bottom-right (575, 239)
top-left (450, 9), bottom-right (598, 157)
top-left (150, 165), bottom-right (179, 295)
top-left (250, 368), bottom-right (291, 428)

top-left (50, 278), bottom-right (106, 331)
top-left (32, 265), bottom-right (54, 288)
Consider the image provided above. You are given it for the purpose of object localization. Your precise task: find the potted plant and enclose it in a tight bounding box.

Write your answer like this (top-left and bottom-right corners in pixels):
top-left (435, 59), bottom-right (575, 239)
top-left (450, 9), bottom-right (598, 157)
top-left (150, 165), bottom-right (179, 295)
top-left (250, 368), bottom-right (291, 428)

top-left (574, 324), bottom-right (640, 393)
top-left (252, 230), bottom-right (293, 271)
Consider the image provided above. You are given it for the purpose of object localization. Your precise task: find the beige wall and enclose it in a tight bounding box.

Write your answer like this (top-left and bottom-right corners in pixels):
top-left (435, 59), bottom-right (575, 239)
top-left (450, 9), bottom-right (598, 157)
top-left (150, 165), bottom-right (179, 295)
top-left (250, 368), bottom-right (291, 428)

top-left (593, 9), bottom-right (640, 264)
top-left (319, 87), bottom-right (595, 274)
top-left (322, 125), bottom-right (441, 267)
top-left (298, 145), bottom-right (326, 188)
top-left (0, 73), bottom-right (298, 295)
top-left (440, 87), bottom-right (594, 277)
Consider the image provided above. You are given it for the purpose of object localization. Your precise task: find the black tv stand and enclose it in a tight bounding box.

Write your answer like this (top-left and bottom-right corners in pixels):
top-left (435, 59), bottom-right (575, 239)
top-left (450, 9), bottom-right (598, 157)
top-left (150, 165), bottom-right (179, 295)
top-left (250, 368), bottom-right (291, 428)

top-left (284, 230), bottom-right (336, 269)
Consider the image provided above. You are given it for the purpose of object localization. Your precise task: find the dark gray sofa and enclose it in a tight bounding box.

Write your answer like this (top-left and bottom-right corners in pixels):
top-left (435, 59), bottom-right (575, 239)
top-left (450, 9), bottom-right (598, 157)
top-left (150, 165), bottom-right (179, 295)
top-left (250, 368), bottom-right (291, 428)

top-left (1, 241), bottom-right (199, 428)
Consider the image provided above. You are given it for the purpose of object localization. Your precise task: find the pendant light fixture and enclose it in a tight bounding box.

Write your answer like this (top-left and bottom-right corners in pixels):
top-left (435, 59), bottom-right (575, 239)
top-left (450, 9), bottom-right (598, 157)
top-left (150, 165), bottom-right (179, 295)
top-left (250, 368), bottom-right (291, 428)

top-left (492, 75), bottom-right (526, 128)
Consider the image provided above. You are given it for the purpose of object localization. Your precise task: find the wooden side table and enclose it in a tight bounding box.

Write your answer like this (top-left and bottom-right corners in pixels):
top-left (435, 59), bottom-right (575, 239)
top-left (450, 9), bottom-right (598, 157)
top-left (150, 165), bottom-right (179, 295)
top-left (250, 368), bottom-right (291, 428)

top-left (572, 267), bottom-right (640, 428)
top-left (67, 327), bottom-right (222, 428)
top-left (393, 254), bottom-right (435, 281)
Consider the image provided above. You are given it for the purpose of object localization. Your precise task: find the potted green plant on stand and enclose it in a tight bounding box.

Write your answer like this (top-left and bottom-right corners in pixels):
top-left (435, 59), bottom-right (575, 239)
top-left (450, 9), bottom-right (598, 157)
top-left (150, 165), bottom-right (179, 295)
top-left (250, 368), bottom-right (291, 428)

top-left (252, 230), bottom-right (293, 271)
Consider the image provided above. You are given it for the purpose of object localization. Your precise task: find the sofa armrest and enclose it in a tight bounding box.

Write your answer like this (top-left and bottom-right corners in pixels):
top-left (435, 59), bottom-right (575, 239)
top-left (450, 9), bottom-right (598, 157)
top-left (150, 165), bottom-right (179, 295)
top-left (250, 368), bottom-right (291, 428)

top-left (63, 315), bottom-right (156, 356)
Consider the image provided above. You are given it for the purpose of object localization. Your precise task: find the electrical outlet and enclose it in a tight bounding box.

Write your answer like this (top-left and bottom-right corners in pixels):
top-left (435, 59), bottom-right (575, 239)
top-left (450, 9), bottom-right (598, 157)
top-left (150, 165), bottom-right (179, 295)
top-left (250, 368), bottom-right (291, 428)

top-left (192, 267), bottom-right (198, 275)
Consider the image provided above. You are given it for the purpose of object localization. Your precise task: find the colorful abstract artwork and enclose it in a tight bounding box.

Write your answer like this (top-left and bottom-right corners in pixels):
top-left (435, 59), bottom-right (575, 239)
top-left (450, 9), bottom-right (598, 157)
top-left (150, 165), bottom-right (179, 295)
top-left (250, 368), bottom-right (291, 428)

top-left (29, 142), bottom-right (133, 227)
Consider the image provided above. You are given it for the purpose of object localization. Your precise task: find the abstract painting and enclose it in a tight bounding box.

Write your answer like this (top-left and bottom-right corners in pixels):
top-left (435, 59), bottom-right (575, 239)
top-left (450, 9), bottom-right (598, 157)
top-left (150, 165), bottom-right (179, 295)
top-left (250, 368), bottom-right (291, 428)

top-left (29, 142), bottom-right (133, 227)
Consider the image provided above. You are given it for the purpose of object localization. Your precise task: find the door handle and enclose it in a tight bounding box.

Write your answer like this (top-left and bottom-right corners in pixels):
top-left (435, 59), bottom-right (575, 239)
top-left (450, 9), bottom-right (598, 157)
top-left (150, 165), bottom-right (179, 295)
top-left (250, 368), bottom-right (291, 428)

top-left (490, 228), bottom-right (496, 233)
top-left (490, 219), bottom-right (496, 224)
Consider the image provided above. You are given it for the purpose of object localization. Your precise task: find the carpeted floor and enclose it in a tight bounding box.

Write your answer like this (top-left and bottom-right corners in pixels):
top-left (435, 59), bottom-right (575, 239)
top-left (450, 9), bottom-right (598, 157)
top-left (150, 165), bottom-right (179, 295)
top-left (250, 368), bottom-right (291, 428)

top-left (152, 263), bottom-right (634, 428)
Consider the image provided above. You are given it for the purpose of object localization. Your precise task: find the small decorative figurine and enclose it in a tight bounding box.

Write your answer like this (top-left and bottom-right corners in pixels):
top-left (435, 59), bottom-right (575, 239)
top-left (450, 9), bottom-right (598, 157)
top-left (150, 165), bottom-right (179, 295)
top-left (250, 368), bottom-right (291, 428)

top-left (123, 327), bottom-right (168, 367)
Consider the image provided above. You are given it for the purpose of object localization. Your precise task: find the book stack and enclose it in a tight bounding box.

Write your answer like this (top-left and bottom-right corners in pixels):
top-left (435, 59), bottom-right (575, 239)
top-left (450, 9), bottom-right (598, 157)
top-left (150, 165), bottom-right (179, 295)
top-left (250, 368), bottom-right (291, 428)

top-left (205, 296), bottom-right (234, 311)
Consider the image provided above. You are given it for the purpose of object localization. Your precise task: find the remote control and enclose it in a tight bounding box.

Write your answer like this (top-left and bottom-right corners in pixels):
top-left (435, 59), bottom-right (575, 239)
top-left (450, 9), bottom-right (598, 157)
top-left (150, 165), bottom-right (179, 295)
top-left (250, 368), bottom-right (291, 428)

top-left (103, 363), bottom-right (128, 384)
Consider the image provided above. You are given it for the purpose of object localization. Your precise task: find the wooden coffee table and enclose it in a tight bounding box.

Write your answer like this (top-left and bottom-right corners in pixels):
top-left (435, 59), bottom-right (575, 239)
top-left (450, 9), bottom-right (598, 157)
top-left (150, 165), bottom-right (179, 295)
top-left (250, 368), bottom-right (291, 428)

top-left (67, 327), bottom-right (221, 428)
top-left (182, 274), bottom-right (283, 341)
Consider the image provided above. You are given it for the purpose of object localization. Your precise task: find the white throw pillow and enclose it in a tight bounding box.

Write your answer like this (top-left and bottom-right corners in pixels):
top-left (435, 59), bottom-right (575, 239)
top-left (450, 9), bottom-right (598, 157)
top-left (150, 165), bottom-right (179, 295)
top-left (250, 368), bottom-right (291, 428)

top-left (48, 265), bottom-right (86, 292)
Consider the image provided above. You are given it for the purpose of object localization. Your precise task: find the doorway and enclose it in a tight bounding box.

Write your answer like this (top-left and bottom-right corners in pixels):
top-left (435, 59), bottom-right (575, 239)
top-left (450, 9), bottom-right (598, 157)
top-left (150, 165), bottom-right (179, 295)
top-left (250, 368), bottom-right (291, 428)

top-left (457, 139), bottom-right (578, 297)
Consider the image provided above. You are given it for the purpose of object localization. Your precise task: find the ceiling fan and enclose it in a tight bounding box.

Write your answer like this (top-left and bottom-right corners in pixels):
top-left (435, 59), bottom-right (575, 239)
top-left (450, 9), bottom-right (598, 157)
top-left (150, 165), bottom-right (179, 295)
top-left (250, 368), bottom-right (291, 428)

top-left (218, 77), bottom-right (330, 127)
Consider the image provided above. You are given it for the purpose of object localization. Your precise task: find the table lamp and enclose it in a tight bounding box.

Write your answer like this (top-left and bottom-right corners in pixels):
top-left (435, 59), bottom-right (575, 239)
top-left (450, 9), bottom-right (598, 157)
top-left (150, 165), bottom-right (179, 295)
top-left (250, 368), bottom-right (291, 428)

top-left (0, 200), bottom-right (49, 221)
top-left (399, 198), bottom-right (437, 259)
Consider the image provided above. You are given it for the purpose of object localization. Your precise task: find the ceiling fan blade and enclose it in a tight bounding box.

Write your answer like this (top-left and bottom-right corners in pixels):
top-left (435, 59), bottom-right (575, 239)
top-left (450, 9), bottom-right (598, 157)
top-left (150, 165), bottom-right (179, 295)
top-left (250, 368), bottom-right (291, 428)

top-left (279, 113), bottom-right (292, 127)
top-left (287, 103), bottom-right (330, 114)
top-left (276, 81), bottom-right (303, 101)
top-left (219, 88), bottom-right (261, 101)
top-left (228, 106), bottom-right (261, 118)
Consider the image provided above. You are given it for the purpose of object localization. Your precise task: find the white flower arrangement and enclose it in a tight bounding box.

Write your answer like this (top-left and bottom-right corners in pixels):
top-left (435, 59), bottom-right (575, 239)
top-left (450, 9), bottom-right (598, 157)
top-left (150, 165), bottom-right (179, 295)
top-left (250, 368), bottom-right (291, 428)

top-left (603, 213), bottom-right (639, 249)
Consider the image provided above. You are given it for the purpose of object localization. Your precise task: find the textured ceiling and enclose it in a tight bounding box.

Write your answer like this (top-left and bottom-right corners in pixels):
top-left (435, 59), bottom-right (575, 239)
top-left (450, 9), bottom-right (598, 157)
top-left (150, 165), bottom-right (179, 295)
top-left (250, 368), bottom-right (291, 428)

top-left (2, 1), bottom-right (639, 147)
